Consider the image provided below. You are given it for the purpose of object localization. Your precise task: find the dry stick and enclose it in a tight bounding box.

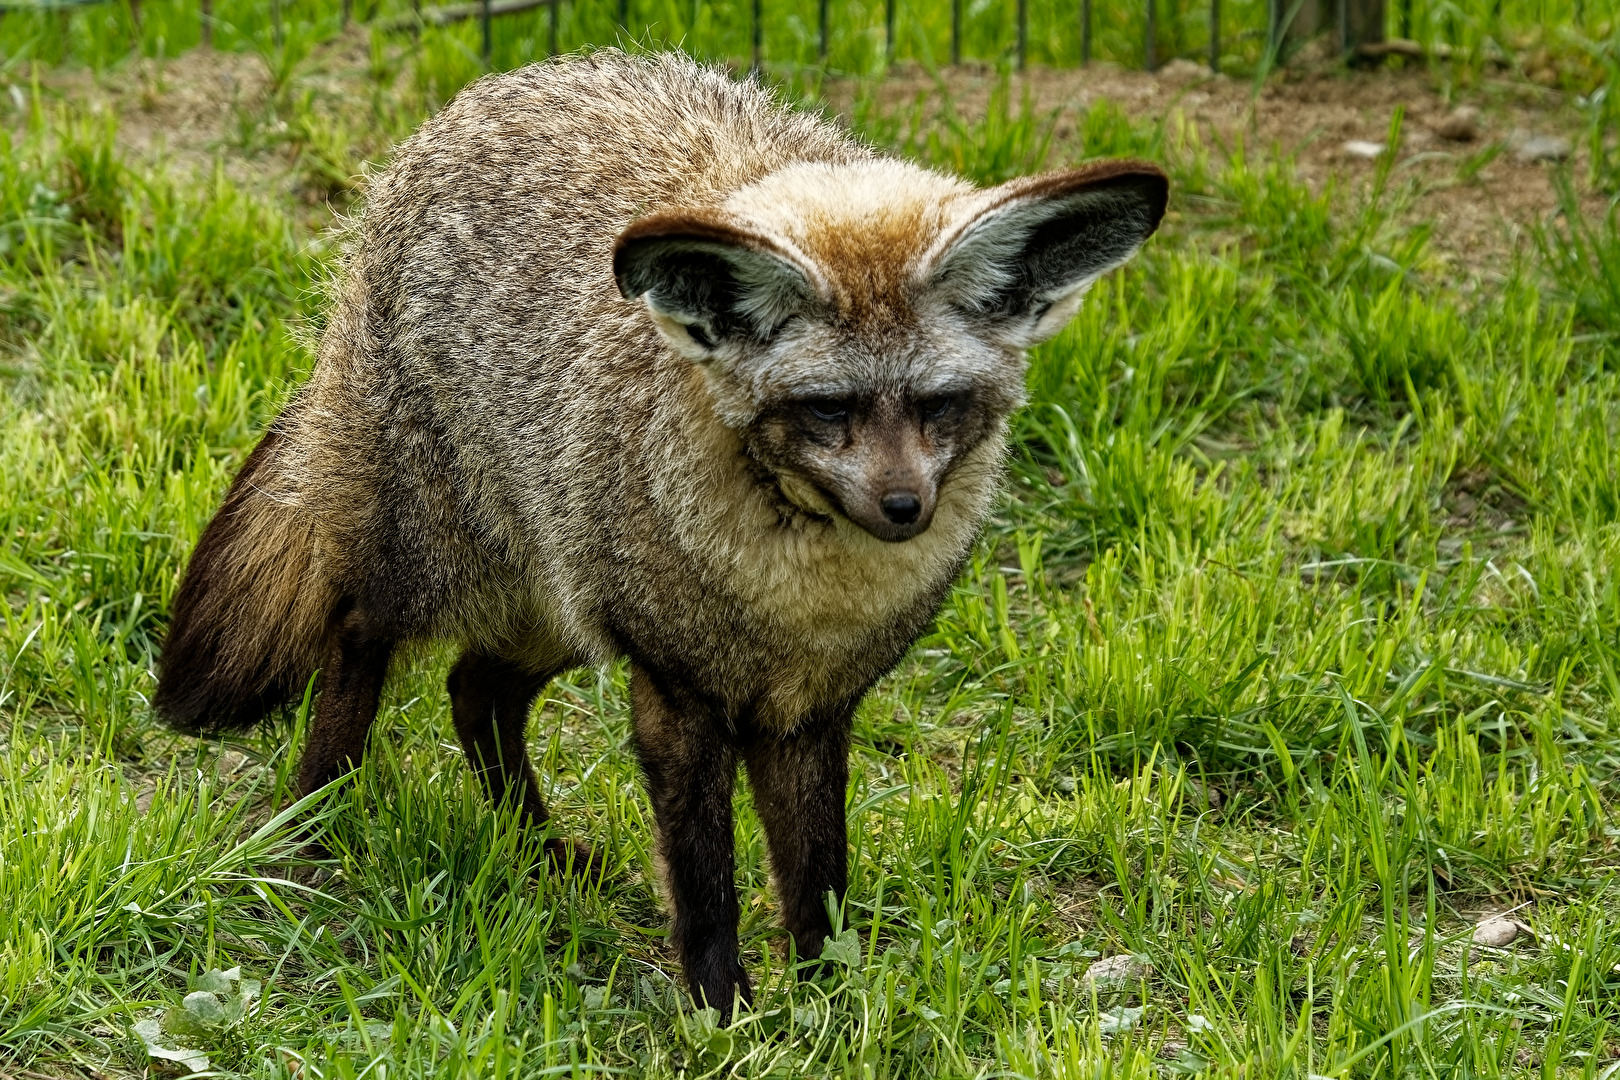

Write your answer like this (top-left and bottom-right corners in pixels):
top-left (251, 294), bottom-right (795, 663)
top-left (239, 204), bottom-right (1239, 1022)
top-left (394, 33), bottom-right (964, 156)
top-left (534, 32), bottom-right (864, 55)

top-left (1353, 36), bottom-right (1478, 60)
top-left (342, 0), bottom-right (351, 25)
top-left (1016, 0), bottom-right (1026, 69)
top-left (200, 0), bottom-right (210, 45)
top-left (950, 0), bottom-right (959, 64)
top-left (1080, 0), bottom-right (1089, 63)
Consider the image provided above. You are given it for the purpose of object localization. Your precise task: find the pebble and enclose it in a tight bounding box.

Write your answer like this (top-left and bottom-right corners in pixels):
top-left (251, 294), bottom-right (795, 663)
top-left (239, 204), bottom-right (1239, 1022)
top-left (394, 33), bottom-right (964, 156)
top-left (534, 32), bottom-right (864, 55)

top-left (1516, 134), bottom-right (1571, 162)
top-left (1472, 916), bottom-right (1528, 947)
top-left (1435, 105), bottom-right (1480, 142)
top-left (1156, 58), bottom-right (1211, 82)
top-left (1183, 778), bottom-right (1224, 811)
top-left (1342, 140), bottom-right (1387, 159)
top-left (1084, 953), bottom-right (1152, 987)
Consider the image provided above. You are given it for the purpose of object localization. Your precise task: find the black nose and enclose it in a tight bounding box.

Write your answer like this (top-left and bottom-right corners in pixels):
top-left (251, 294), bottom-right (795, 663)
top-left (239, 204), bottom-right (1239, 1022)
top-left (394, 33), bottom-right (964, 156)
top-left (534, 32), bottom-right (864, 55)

top-left (880, 492), bottom-right (922, 524)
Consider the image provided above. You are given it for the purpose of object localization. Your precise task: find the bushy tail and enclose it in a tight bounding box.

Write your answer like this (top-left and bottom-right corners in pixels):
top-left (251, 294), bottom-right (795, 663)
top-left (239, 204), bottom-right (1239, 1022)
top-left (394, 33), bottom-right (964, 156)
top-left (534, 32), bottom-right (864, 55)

top-left (154, 425), bottom-right (340, 734)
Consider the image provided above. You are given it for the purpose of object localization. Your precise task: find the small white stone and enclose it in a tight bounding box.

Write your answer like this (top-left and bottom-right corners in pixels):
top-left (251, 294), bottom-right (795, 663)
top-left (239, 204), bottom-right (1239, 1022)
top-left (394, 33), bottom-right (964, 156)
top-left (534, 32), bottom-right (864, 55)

top-left (1516, 134), bottom-right (1571, 162)
top-left (1342, 140), bottom-right (1387, 159)
top-left (1084, 953), bottom-right (1151, 986)
top-left (1472, 917), bottom-right (1525, 947)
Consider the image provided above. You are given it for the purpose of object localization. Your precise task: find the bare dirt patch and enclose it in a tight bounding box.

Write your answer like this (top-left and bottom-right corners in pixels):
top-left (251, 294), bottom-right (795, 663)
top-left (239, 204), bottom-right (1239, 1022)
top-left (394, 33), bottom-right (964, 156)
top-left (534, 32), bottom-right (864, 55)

top-left (12, 37), bottom-right (1607, 278)
top-left (830, 58), bottom-right (1602, 277)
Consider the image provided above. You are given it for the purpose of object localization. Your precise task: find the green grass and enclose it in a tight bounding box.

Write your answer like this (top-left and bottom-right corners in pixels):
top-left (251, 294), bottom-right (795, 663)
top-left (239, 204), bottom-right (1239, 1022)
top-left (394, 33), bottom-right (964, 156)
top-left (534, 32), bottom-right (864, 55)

top-left (6, 28), bottom-right (1620, 1080)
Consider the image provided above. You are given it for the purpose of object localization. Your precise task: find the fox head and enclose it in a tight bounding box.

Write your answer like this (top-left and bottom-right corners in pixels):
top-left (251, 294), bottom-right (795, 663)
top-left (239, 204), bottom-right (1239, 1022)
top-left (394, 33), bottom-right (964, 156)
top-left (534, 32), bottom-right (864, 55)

top-left (614, 157), bottom-right (1168, 543)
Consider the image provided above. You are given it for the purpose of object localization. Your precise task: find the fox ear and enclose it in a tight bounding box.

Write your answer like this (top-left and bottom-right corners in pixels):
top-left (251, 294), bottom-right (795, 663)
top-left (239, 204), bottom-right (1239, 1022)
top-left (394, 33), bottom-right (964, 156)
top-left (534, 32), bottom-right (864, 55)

top-left (614, 211), bottom-right (818, 360)
top-left (927, 161), bottom-right (1169, 348)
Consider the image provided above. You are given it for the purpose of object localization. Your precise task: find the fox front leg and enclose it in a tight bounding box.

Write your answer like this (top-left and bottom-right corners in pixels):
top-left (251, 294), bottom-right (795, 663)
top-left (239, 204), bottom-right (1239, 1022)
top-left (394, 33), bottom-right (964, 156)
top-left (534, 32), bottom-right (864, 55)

top-left (629, 665), bottom-right (751, 1015)
top-left (741, 708), bottom-right (852, 974)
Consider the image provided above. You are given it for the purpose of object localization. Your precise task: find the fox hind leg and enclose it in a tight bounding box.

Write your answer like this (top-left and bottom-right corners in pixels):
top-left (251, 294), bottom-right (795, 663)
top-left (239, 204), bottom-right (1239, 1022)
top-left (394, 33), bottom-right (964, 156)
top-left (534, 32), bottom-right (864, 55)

top-left (296, 613), bottom-right (395, 798)
top-left (447, 650), bottom-right (596, 876)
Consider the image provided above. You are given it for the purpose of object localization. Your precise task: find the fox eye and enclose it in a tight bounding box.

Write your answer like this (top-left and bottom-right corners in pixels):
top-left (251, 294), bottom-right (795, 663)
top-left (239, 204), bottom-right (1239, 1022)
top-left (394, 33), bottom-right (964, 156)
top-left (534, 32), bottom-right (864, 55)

top-left (920, 396), bottom-right (956, 421)
top-left (804, 400), bottom-right (850, 423)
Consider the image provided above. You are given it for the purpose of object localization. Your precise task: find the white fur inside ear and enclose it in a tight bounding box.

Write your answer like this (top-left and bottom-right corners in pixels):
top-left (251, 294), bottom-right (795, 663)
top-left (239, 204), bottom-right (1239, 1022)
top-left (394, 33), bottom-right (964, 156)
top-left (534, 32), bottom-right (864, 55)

top-left (1020, 279), bottom-right (1093, 347)
top-left (645, 302), bottom-right (719, 361)
top-left (926, 182), bottom-right (1158, 347)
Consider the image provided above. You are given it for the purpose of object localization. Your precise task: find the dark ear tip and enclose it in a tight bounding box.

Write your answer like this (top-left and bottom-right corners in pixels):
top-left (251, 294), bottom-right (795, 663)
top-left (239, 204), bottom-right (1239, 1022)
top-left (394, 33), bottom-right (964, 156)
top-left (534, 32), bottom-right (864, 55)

top-left (1028, 159), bottom-right (1170, 232)
top-left (612, 210), bottom-right (783, 300)
top-left (1089, 160), bottom-right (1171, 230)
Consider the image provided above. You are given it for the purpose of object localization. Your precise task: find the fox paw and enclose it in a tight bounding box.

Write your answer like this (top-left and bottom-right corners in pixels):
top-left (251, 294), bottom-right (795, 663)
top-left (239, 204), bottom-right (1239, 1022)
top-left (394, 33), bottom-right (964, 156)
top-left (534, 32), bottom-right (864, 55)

top-left (543, 837), bottom-right (605, 880)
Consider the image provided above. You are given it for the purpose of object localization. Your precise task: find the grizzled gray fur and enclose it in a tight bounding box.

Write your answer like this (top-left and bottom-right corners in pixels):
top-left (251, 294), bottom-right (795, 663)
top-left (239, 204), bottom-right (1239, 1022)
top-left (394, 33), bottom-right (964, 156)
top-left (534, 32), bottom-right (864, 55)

top-left (155, 49), bottom-right (1167, 1013)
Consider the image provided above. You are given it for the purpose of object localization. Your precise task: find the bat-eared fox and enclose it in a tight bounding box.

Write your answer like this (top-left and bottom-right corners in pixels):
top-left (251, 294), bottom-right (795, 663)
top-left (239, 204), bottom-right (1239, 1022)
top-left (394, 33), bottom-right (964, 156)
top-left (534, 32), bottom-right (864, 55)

top-left (155, 49), bottom-right (1167, 1014)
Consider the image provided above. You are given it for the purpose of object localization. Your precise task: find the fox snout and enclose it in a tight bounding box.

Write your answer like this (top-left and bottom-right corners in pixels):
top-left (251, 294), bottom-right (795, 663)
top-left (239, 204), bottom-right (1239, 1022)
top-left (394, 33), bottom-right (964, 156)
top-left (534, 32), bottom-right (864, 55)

top-left (844, 442), bottom-right (937, 543)
top-left (747, 392), bottom-right (976, 543)
top-left (881, 492), bottom-right (922, 525)
top-left (851, 483), bottom-right (933, 542)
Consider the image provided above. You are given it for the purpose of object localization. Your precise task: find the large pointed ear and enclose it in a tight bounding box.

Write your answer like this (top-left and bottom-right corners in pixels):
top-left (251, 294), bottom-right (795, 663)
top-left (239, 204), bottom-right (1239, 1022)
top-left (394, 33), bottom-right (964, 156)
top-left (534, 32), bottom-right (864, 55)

top-left (926, 161), bottom-right (1169, 348)
top-left (613, 211), bottom-right (819, 361)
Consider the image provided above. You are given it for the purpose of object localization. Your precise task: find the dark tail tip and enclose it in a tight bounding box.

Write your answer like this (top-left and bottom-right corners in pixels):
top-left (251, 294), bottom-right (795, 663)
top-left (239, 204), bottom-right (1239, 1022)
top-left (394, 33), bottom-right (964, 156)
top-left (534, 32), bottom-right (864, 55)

top-left (153, 425), bottom-right (319, 736)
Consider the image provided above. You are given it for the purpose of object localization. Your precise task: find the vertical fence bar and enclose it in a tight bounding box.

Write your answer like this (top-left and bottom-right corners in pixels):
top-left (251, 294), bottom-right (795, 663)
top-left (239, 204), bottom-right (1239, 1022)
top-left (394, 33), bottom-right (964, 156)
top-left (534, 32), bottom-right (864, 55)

top-left (1080, 0), bottom-right (1090, 62)
top-left (548, 0), bottom-right (558, 55)
top-left (1208, 0), bottom-right (1219, 69)
top-left (950, 0), bottom-right (960, 63)
top-left (200, 0), bottom-right (211, 45)
top-left (884, 0), bottom-right (895, 64)
top-left (481, 0), bottom-right (491, 60)
top-left (1016, 0), bottom-right (1027, 68)
top-left (752, 0), bottom-right (762, 71)
top-left (818, 0), bottom-right (828, 59)
top-left (342, 0), bottom-right (352, 26)
top-left (1143, 0), bottom-right (1154, 68)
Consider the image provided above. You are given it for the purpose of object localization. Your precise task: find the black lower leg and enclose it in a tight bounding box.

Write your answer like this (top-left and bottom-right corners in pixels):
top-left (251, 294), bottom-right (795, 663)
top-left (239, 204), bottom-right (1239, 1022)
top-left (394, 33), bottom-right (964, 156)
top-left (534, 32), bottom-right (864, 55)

top-left (629, 665), bottom-right (750, 1016)
top-left (447, 651), bottom-right (550, 823)
top-left (295, 614), bottom-right (393, 797)
top-left (743, 708), bottom-right (852, 973)
top-left (447, 650), bottom-right (594, 875)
